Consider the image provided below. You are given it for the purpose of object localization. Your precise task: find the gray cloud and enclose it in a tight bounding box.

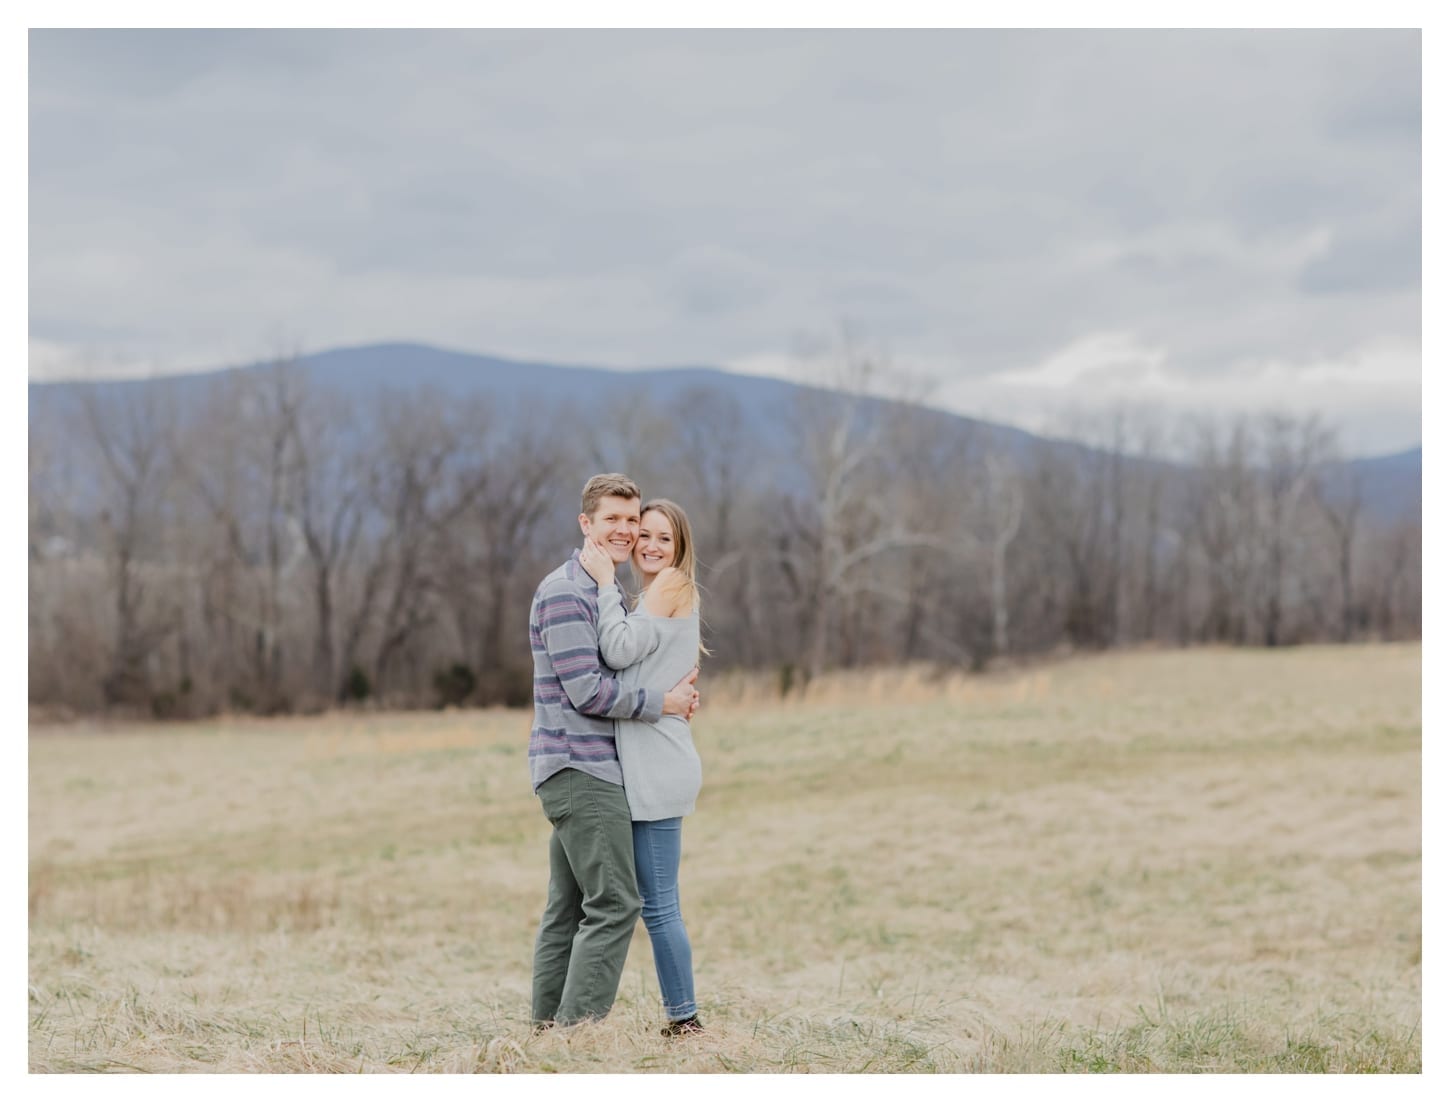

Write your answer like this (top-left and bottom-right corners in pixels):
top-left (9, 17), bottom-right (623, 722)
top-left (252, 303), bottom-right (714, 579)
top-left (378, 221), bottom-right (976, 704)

top-left (1298, 215), bottom-right (1421, 295)
top-left (28, 29), bottom-right (1421, 451)
top-left (666, 245), bottom-right (777, 317)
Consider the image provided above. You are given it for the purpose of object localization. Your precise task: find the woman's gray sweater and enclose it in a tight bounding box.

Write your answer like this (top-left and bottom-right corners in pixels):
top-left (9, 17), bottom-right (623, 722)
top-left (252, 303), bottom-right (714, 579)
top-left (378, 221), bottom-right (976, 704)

top-left (596, 586), bottom-right (703, 821)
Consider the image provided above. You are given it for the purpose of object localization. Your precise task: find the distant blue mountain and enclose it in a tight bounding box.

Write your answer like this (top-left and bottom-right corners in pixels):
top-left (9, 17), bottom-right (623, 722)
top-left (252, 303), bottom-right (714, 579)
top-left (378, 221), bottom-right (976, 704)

top-left (29, 340), bottom-right (851, 418)
top-left (1327, 445), bottom-right (1420, 524)
top-left (27, 339), bottom-right (1051, 477)
top-left (29, 341), bottom-right (1420, 526)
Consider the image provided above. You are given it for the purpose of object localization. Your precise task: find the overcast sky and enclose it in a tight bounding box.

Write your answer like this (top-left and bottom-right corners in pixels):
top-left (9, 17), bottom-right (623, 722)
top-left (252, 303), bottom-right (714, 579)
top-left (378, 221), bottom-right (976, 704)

top-left (28, 29), bottom-right (1421, 455)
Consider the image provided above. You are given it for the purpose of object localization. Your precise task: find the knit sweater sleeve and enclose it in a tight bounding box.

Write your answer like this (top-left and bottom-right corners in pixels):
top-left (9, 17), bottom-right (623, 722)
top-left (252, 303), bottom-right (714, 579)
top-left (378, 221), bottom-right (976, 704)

top-left (596, 585), bottom-right (661, 671)
top-left (536, 578), bottom-right (664, 722)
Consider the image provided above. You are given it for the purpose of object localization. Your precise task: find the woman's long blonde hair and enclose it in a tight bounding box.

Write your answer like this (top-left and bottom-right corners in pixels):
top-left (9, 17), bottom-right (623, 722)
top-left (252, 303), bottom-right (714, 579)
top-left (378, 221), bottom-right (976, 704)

top-left (637, 498), bottom-right (710, 657)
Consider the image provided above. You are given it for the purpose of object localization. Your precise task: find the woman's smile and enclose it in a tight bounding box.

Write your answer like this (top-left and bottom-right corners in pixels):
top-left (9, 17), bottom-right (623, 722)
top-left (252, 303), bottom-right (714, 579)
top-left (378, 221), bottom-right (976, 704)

top-left (633, 512), bottom-right (677, 576)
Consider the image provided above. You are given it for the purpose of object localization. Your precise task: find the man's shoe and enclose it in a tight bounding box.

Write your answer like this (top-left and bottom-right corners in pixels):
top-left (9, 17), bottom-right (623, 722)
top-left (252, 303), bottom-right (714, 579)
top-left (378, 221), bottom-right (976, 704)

top-left (661, 1014), bottom-right (705, 1037)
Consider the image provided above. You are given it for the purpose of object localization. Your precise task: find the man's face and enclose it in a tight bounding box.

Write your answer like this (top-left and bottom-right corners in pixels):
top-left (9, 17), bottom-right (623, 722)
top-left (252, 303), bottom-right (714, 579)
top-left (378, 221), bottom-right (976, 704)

top-left (579, 495), bottom-right (641, 564)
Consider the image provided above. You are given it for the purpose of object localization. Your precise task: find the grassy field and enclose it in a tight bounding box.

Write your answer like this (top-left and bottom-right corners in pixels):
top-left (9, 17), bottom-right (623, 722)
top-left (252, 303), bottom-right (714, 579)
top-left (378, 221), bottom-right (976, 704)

top-left (29, 645), bottom-right (1421, 1073)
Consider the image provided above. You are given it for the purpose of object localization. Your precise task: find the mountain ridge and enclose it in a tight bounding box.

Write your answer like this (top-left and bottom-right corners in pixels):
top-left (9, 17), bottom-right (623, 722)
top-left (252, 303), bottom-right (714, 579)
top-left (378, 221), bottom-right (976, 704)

top-left (29, 338), bottom-right (1420, 463)
top-left (28, 340), bottom-right (1421, 525)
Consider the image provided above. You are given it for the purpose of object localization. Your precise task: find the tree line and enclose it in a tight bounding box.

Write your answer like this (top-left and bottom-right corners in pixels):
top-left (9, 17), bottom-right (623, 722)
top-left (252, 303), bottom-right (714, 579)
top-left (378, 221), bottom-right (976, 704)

top-left (27, 351), bottom-right (1421, 718)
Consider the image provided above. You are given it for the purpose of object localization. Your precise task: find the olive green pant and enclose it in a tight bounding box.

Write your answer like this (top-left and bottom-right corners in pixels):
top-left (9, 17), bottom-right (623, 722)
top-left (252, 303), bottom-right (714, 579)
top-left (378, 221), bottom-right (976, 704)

top-left (531, 769), bottom-right (642, 1026)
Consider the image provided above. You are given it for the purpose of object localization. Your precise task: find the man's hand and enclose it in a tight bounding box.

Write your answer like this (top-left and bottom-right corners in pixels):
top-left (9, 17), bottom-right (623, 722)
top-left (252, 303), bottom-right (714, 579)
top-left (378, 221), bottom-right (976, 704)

top-left (662, 666), bottom-right (701, 719)
top-left (579, 537), bottom-right (615, 587)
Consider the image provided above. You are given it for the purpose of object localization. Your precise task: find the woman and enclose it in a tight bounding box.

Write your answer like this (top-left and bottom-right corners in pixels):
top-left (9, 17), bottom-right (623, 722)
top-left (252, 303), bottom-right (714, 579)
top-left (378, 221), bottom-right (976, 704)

top-left (579, 498), bottom-right (705, 1037)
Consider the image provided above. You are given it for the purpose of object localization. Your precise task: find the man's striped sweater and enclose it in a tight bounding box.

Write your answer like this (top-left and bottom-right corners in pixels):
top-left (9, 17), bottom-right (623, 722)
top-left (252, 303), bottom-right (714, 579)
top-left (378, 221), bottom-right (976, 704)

top-left (528, 550), bottom-right (664, 792)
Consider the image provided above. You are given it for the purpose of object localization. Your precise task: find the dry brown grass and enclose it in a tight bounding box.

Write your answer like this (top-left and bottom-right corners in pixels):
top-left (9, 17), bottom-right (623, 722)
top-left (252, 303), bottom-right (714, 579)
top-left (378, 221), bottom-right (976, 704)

top-left (29, 644), bottom-right (1421, 1072)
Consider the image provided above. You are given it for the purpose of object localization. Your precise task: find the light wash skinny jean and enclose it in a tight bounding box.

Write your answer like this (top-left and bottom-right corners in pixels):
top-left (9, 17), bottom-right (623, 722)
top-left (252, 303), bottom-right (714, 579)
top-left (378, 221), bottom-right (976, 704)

top-left (631, 817), bottom-right (697, 1022)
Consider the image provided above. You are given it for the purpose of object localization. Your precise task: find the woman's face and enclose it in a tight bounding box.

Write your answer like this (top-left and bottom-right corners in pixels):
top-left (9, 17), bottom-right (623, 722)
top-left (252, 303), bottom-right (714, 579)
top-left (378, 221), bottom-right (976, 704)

top-left (633, 510), bottom-right (678, 579)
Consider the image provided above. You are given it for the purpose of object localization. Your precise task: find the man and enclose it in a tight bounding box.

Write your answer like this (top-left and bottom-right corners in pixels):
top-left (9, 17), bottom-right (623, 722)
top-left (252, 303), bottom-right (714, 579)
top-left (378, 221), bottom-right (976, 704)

top-left (528, 473), bottom-right (700, 1028)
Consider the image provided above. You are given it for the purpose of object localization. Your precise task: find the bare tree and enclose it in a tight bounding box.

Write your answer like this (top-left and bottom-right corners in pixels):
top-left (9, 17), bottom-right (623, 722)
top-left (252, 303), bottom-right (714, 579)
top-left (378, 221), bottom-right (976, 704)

top-left (779, 333), bottom-right (957, 678)
top-left (25, 343), bottom-right (1422, 718)
top-left (177, 359), bottom-right (310, 711)
top-left (1130, 417), bottom-right (1171, 641)
top-left (1026, 433), bottom-right (1111, 649)
top-left (77, 383), bottom-right (178, 708)
top-left (347, 390), bottom-right (505, 701)
top-left (1255, 413), bottom-right (1335, 647)
top-left (1186, 417), bottom-right (1258, 643)
top-left (662, 384), bottom-right (757, 550)
top-left (1313, 456), bottom-right (1366, 642)
top-left (580, 387), bottom-right (675, 490)
top-left (1368, 516), bottom-right (1420, 640)
top-left (979, 450), bottom-right (1024, 657)
top-left (281, 383), bottom-right (368, 704)
top-left (434, 402), bottom-right (574, 702)
top-left (879, 405), bottom-right (977, 661)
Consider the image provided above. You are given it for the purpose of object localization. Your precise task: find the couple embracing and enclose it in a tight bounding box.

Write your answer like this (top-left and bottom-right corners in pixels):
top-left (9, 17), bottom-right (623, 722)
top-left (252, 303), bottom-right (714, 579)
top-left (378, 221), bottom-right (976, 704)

top-left (527, 473), bottom-right (707, 1036)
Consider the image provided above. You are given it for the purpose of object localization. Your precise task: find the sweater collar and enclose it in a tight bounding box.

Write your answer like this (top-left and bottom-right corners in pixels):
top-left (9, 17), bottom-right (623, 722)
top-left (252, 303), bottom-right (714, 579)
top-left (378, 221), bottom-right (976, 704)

top-left (567, 548), bottom-right (612, 595)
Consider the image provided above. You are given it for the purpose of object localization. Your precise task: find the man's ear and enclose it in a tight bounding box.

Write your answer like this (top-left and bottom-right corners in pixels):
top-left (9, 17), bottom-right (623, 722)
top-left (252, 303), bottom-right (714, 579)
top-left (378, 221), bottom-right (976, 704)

top-left (578, 514), bottom-right (590, 537)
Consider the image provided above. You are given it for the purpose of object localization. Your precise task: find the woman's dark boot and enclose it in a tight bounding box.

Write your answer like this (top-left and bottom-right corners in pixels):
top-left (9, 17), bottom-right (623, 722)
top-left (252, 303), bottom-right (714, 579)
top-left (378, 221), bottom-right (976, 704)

top-left (661, 1015), bottom-right (705, 1037)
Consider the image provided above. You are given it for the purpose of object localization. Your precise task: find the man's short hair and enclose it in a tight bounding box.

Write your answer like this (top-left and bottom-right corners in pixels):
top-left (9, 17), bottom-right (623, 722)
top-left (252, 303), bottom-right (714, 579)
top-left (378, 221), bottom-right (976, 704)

top-left (581, 473), bottom-right (642, 519)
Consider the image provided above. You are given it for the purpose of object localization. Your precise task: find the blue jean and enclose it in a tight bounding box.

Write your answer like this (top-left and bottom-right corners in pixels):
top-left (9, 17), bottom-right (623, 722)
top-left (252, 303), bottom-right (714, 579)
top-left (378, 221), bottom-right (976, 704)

top-left (631, 818), bottom-right (697, 1021)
